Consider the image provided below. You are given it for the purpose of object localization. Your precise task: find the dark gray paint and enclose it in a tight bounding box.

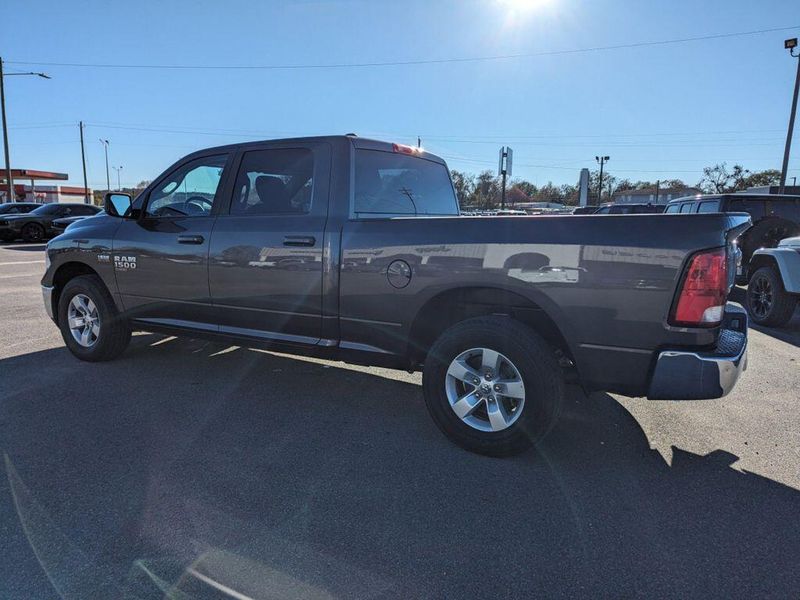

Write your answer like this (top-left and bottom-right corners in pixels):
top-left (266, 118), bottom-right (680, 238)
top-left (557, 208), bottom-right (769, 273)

top-left (42, 135), bottom-right (751, 397)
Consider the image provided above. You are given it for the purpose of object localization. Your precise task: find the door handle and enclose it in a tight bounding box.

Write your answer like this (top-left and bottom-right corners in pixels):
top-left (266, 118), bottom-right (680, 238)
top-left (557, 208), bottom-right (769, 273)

top-left (177, 234), bottom-right (205, 245)
top-left (283, 235), bottom-right (316, 247)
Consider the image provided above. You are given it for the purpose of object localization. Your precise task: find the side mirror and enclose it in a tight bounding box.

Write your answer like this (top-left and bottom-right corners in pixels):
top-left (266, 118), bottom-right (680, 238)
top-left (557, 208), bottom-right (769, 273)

top-left (104, 192), bottom-right (132, 218)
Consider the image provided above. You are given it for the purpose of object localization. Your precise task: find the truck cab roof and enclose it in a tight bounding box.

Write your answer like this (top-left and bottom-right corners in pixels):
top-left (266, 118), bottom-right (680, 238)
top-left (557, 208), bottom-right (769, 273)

top-left (180, 135), bottom-right (448, 166)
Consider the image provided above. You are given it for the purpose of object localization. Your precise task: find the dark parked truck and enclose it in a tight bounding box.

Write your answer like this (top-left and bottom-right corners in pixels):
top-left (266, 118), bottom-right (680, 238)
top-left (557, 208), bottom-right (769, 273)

top-left (42, 136), bottom-right (751, 456)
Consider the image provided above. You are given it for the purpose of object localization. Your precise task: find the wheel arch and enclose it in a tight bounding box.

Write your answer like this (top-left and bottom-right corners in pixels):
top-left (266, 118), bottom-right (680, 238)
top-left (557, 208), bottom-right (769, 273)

top-left (407, 286), bottom-right (577, 370)
top-left (50, 261), bottom-right (107, 324)
top-left (750, 249), bottom-right (800, 293)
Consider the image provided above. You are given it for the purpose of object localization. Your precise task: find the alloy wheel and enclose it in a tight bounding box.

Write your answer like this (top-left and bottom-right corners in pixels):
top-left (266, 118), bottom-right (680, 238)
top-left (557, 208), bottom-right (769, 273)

top-left (749, 275), bottom-right (773, 319)
top-left (445, 347), bottom-right (526, 432)
top-left (67, 293), bottom-right (100, 347)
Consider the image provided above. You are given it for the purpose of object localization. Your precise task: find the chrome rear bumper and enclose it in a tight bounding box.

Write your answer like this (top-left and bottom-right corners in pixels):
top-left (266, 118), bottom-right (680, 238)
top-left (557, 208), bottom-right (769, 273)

top-left (647, 303), bottom-right (748, 400)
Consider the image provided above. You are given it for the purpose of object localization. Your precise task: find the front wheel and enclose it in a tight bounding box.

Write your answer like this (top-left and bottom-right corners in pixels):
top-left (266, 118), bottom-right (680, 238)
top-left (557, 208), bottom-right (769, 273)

top-left (746, 266), bottom-right (797, 327)
top-left (423, 316), bottom-right (564, 457)
top-left (21, 222), bottom-right (45, 243)
top-left (57, 275), bottom-right (131, 361)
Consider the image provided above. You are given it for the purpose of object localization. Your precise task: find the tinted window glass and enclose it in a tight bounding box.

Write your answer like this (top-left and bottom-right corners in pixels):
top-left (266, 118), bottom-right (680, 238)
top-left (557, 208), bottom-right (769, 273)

top-left (698, 200), bottom-right (719, 213)
top-left (230, 149), bottom-right (313, 215)
top-left (728, 198), bottom-right (766, 220)
top-left (679, 203), bottom-right (695, 213)
top-left (72, 205), bottom-right (98, 216)
top-left (146, 155), bottom-right (227, 218)
top-left (664, 204), bottom-right (680, 213)
top-left (593, 206), bottom-right (611, 214)
top-left (30, 204), bottom-right (65, 216)
top-left (354, 149), bottom-right (458, 217)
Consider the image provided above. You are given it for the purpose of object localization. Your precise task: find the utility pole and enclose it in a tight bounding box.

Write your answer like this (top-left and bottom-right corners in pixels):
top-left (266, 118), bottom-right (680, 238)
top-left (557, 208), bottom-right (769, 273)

top-left (99, 139), bottom-right (110, 192)
top-left (654, 180), bottom-right (660, 204)
top-left (0, 58), bottom-right (11, 203)
top-left (780, 38), bottom-right (800, 194)
top-left (0, 57), bottom-right (50, 203)
top-left (80, 121), bottom-right (89, 203)
top-left (417, 136), bottom-right (421, 148)
top-left (112, 165), bottom-right (122, 190)
top-left (595, 155), bottom-right (610, 204)
top-left (498, 146), bottom-right (513, 209)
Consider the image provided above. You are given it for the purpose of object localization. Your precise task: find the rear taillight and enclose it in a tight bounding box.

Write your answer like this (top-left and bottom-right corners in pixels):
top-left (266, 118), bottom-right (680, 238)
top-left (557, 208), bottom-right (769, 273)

top-left (670, 247), bottom-right (728, 327)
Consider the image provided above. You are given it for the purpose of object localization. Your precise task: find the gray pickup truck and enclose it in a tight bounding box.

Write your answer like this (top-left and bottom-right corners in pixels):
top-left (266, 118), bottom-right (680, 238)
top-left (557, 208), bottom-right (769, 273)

top-left (42, 135), bottom-right (751, 456)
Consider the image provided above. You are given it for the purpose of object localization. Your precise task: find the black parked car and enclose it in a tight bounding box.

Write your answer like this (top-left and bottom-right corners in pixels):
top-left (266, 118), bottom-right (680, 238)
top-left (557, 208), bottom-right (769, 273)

top-left (571, 205), bottom-right (599, 214)
top-left (0, 203), bottom-right (101, 242)
top-left (0, 202), bottom-right (42, 240)
top-left (593, 203), bottom-right (667, 215)
top-left (665, 193), bottom-right (800, 280)
top-left (51, 212), bottom-right (104, 235)
top-left (0, 202), bottom-right (40, 216)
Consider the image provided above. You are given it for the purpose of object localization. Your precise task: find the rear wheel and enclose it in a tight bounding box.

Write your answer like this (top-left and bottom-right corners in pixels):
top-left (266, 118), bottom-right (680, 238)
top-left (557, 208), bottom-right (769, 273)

top-left (57, 275), bottom-right (131, 361)
top-left (21, 222), bottom-right (45, 243)
top-left (746, 266), bottom-right (797, 327)
top-left (423, 316), bottom-right (564, 457)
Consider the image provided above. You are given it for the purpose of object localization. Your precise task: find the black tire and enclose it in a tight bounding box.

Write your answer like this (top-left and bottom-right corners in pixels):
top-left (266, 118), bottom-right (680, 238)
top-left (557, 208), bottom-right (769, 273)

top-left (57, 275), bottom-right (131, 361)
top-left (746, 266), bottom-right (797, 327)
top-left (21, 222), bottom-right (45, 243)
top-left (422, 316), bottom-right (564, 457)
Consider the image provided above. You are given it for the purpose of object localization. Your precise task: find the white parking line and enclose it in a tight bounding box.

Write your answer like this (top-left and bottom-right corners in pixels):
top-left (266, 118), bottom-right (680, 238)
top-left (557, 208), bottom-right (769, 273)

top-left (0, 260), bottom-right (45, 266)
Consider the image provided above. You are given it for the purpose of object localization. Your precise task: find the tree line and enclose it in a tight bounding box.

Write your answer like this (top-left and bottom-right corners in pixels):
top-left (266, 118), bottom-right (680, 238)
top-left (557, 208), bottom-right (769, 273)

top-left (452, 164), bottom-right (783, 209)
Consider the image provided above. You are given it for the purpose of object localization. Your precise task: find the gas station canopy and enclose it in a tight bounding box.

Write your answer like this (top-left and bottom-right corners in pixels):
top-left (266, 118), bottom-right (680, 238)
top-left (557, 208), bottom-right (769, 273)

top-left (0, 169), bottom-right (68, 183)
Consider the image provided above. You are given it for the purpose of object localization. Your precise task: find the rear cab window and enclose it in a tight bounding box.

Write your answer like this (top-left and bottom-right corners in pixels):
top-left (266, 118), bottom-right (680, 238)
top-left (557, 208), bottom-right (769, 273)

top-left (353, 149), bottom-right (459, 218)
top-left (697, 200), bottom-right (720, 213)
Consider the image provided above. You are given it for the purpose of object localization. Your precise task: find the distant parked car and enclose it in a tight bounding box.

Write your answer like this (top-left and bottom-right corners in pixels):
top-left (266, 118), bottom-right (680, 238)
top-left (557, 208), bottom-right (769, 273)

top-left (494, 209), bottom-right (528, 216)
top-left (0, 203), bottom-right (42, 239)
top-left (51, 212), bottom-right (105, 236)
top-left (594, 203), bottom-right (667, 215)
top-left (745, 236), bottom-right (800, 327)
top-left (572, 205), bottom-right (599, 215)
top-left (665, 194), bottom-right (800, 281)
top-left (0, 203), bottom-right (102, 242)
top-left (0, 202), bottom-right (40, 216)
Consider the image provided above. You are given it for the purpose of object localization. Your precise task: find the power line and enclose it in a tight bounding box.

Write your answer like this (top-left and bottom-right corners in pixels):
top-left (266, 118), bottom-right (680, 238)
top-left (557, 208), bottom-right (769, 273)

top-left (6, 26), bottom-right (797, 71)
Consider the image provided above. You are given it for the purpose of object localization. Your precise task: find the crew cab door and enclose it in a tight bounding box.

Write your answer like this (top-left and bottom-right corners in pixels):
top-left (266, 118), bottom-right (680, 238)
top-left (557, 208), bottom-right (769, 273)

top-left (113, 153), bottom-right (231, 325)
top-left (208, 143), bottom-right (330, 344)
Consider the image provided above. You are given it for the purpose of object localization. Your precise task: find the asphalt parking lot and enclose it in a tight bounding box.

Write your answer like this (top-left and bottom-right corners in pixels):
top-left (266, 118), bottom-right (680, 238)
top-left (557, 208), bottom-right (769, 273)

top-left (1, 242), bottom-right (799, 599)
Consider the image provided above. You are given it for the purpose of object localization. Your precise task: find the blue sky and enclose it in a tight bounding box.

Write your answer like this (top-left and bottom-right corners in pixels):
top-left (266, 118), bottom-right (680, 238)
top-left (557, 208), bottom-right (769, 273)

top-left (1, 0), bottom-right (799, 190)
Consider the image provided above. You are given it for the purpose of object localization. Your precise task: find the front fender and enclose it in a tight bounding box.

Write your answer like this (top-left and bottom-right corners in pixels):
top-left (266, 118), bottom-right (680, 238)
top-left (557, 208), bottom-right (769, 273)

top-left (752, 248), bottom-right (800, 293)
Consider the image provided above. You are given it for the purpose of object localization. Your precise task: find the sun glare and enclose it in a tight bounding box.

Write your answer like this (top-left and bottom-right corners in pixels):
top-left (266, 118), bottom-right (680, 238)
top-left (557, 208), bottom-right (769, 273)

top-left (496, 0), bottom-right (554, 16)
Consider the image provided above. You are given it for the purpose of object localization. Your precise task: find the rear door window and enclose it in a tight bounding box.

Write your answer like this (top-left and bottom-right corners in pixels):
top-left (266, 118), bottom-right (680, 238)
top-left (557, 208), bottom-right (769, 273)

top-left (230, 148), bottom-right (313, 215)
top-left (353, 149), bottom-right (458, 217)
top-left (679, 202), bottom-right (695, 213)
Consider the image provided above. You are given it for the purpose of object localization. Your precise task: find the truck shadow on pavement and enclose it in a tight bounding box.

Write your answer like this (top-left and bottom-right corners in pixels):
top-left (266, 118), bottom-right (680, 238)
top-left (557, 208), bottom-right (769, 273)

top-left (1, 334), bottom-right (798, 598)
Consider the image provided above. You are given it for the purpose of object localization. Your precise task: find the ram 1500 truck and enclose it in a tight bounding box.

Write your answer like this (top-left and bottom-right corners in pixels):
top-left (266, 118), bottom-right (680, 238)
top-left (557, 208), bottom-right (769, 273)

top-left (42, 136), bottom-right (751, 456)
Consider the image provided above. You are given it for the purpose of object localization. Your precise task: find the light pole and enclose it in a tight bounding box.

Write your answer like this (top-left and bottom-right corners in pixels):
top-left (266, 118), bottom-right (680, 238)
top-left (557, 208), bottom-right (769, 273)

top-left (112, 165), bottom-right (123, 190)
top-left (595, 155), bottom-right (610, 204)
top-left (780, 38), bottom-right (800, 194)
top-left (99, 139), bottom-right (110, 192)
top-left (0, 57), bottom-right (50, 202)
